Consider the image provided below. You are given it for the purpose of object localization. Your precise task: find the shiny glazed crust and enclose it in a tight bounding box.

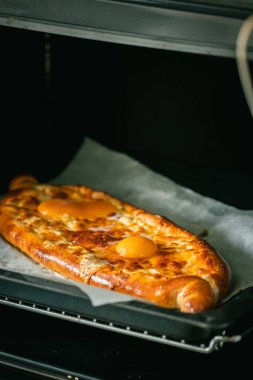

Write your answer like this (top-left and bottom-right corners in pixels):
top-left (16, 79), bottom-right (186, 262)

top-left (0, 175), bottom-right (231, 313)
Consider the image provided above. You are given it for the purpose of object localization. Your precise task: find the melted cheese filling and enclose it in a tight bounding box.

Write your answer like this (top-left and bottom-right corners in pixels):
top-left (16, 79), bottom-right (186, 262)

top-left (10, 186), bottom-right (210, 282)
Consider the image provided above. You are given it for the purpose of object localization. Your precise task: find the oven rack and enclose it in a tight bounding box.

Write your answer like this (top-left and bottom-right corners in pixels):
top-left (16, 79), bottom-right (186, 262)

top-left (0, 294), bottom-right (241, 354)
top-left (0, 0), bottom-right (253, 60)
top-left (0, 351), bottom-right (86, 380)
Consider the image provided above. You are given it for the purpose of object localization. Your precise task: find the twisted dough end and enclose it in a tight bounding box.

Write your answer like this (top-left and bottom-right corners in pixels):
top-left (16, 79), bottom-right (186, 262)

top-left (9, 175), bottom-right (38, 191)
top-left (176, 276), bottom-right (216, 313)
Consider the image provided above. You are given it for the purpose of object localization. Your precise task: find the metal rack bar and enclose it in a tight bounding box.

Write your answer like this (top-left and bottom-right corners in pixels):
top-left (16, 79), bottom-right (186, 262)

top-left (0, 295), bottom-right (241, 354)
top-left (0, 0), bottom-right (252, 59)
top-left (0, 351), bottom-right (96, 380)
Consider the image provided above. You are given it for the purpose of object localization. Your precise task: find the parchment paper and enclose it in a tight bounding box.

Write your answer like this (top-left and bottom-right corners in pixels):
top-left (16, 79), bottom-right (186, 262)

top-left (1, 138), bottom-right (253, 306)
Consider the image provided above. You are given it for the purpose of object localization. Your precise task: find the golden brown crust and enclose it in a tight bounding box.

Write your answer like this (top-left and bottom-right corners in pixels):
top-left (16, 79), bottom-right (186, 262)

top-left (9, 174), bottom-right (39, 191)
top-left (0, 175), bottom-right (231, 313)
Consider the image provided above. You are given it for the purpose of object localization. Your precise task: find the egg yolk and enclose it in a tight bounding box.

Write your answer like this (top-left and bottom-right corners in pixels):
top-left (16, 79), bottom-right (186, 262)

top-left (38, 198), bottom-right (117, 220)
top-left (116, 236), bottom-right (157, 259)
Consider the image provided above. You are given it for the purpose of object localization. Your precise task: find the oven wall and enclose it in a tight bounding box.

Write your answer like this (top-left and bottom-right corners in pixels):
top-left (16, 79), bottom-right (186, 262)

top-left (1, 27), bottom-right (252, 208)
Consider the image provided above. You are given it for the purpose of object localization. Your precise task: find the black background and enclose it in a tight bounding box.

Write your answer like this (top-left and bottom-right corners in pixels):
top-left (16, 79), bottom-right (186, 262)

top-left (0, 26), bottom-right (253, 208)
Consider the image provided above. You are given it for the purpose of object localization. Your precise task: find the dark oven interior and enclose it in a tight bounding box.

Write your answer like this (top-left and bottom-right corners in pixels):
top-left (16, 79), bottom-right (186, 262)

top-left (1, 26), bottom-right (253, 209)
top-left (1, 20), bottom-right (253, 379)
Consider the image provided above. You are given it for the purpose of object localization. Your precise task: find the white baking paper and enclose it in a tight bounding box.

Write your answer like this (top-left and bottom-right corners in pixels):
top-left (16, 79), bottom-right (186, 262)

top-left (1, 138), bottom-right (253, 306)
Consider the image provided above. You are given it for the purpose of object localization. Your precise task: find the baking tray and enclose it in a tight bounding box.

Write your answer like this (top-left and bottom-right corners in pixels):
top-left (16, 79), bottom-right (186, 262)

top-left (0, 268), bottom-right (252, 354)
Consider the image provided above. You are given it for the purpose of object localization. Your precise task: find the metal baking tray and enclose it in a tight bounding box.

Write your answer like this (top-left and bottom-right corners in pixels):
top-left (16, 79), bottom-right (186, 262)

top-left (0, 268), bottom-right (252, 354)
